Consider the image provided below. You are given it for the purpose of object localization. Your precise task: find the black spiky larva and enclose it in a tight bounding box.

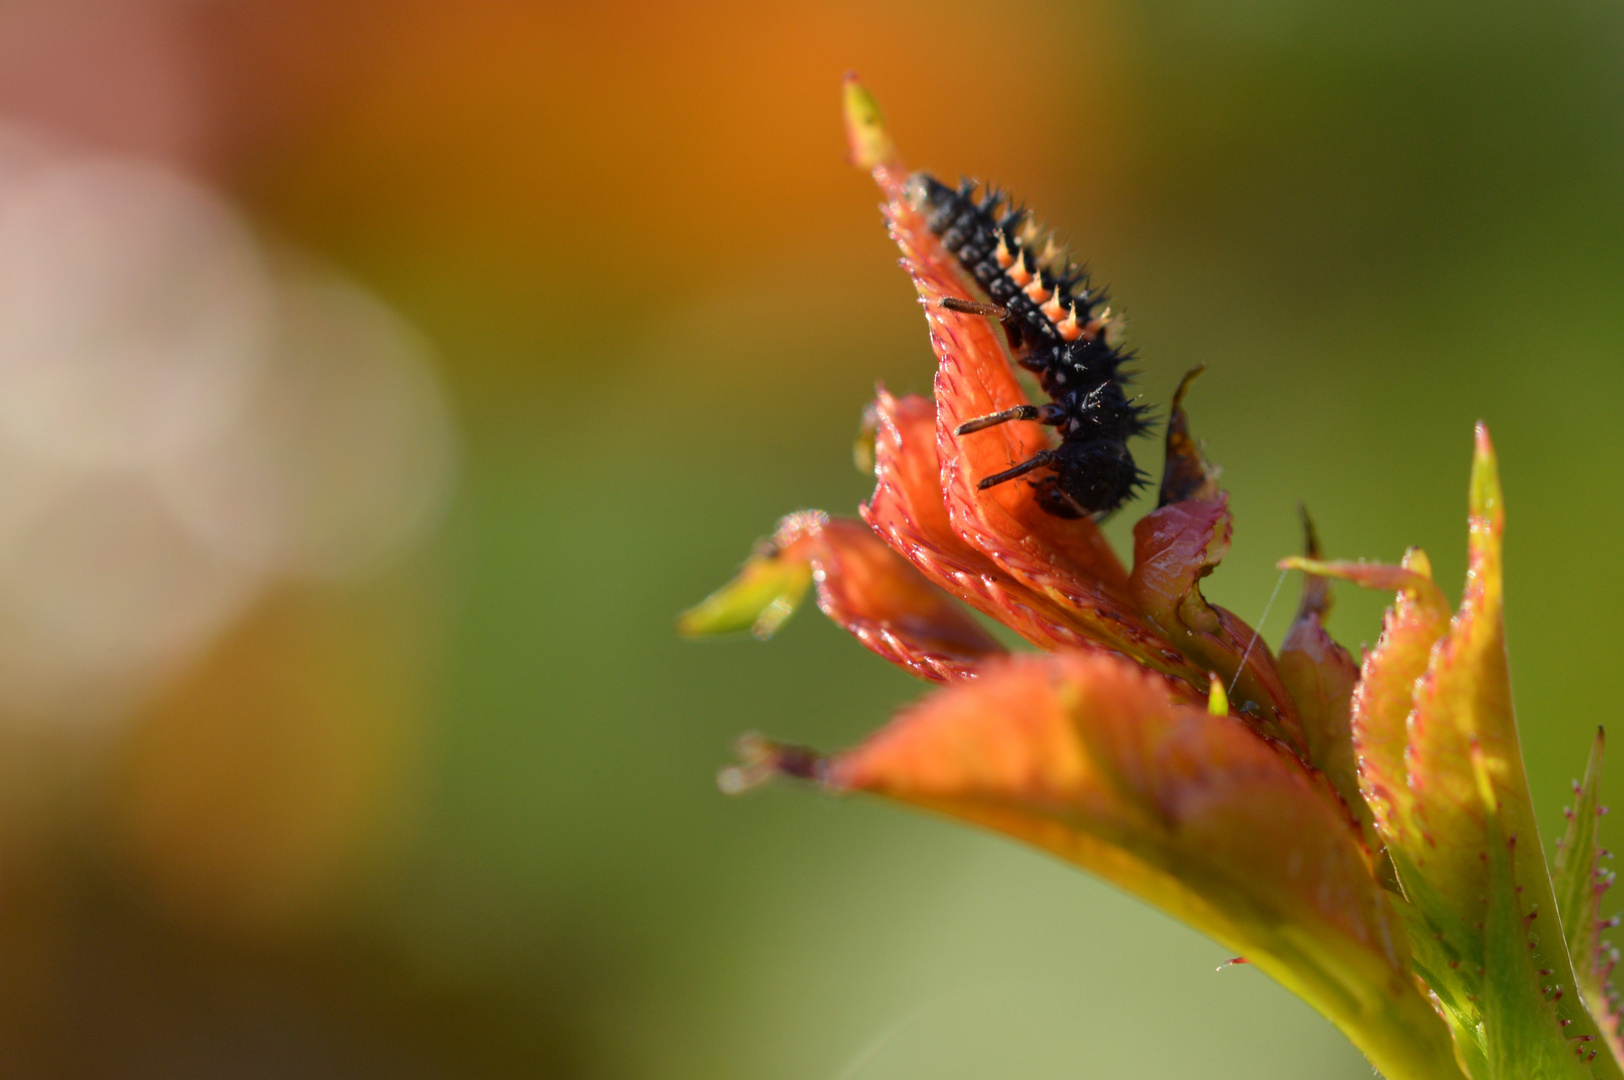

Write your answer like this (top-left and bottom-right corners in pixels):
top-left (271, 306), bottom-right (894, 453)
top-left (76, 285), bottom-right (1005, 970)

top-left (905, 174), bottom-right (1152, 519)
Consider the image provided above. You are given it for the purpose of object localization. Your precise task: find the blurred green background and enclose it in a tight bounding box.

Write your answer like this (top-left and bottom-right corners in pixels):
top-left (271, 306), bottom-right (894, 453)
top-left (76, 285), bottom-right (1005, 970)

top-left (0, 0), bottom-right (1619, 1076)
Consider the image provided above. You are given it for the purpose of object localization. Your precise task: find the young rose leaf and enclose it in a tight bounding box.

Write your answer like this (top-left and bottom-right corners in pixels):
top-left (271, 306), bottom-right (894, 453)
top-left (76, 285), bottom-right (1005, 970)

top-left (1291, 427), bottom-right (1624, 1078)
top-left (808, 516), bottom-right (1006, 681)
top-left (1276, 512), bottom-right (1372, 841)
top-left (1395, 430), bottom-right (1521, 929)
top-left (1130, 379), bottom-right (1304, 744)
top-left (851, 131), bottom-right (1214, 694)
top-left (1481, 812), bottom-right (1594, 1080)
top-left (1279, 549), bottom-right (1451, 849)
top-left (1554, 729), bottom-right (1624, 1065)
top-left (1129, 496), bottom-right (1305, 749)
top-left (681, 510), bottom-right (1003, 681)
top-left (897, 203), bottom-right (1192, 679)
top-left (813, 651), bottom-right (1465, 1080)
top-left (861, 389), bottom-right (1189, 683)
top-left (678, 532), bottom-right (814, 640)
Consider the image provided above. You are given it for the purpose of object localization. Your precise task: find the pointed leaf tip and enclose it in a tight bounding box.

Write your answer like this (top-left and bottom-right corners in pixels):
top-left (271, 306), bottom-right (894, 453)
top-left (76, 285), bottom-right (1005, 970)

top-left (1289, 506), bottom-right (1333, 619)
top-left (1298, 503), bottom-right (1323, 560)
top-left (678, 537), bottom-right (815, 640)
top-left (842, 75), bottom-right (895, 170)
top-left (1471, 421), bottom-right (1503, 526)
top-left (1157, 364), bottom-right (1220, 507)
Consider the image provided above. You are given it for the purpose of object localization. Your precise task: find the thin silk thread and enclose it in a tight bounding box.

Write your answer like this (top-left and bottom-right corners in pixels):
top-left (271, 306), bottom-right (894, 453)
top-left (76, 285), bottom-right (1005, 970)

top-left (1229, 566), bottom-right (1289, 697)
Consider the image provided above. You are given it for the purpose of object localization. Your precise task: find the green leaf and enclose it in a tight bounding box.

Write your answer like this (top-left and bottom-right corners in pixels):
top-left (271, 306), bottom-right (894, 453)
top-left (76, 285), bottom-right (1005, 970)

top-left (1284, 427), bottom-right (1624, 1078)
top-left (1482, 808), bottom-right (1593, 1079)
top-left (1554, 729), bottom-right (1623, 1064)
top-left (678, 534), bottom-right (813, 640)
top-left (1556, 731), bottom-right (1606, 993)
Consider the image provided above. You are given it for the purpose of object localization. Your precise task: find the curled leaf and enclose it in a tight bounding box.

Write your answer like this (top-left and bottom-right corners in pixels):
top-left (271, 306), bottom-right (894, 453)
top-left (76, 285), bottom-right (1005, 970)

top-left (1302, 425), bottom-right (1624, 1077)
top-left (1157, 365), bottom-right (1219, 507)
top-left (1130, 497), bottom-right (1305, 749)
top-left (1401, 427), bottom-right (1521, 931)
top-left (878, 166), bottom-right (1133, 596)
top-left (861, 389), bottom-right (1205, 703)
top-left (862, 391), bottom-right (1084, 646)
top-left (810, 516), bottom-right (1005, 681)
top-left (1276, 511), bottom-right (1371, 839)
top-left (1284, 548), bottom-right (1451, 845)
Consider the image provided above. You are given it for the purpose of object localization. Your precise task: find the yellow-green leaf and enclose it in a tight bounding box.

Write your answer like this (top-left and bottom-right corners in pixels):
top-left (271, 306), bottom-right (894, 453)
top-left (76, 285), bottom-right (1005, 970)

top-left (678, 534), bottom-right (814, 640)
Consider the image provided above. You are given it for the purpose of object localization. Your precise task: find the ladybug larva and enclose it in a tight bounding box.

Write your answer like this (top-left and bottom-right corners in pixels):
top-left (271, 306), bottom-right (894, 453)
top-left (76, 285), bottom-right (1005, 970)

top-left (907, 174), bottom-right (1150, 518)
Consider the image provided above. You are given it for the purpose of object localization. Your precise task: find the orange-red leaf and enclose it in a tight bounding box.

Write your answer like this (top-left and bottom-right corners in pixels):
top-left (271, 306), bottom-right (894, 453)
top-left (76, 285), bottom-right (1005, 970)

top-left (1130, 497), bottom-right (1305, 750)
top-left (861, 391), bottom-right (1080, 648)
top-left (682, 509), bottom-right (1003, 681)
top-left (807, 516), bottom-right (1005, 681)
top-left (860, 389), bottom-right (1205, 704)
top-left (864, 144), bottom-right (1209, 693)
top-left (1133, 371), bottom-right (1302, 741)
top-left (822, 650), bottom-right (1462, 1080)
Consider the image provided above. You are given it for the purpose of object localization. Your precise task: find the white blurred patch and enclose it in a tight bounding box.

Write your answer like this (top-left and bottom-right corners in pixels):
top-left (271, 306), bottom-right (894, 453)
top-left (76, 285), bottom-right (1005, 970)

top-left (0, 121), bottom-right (459, 728)
top-left (159, 267), bottom-right (458, 581)
top-left (0, 155), bottom-right (272, 467)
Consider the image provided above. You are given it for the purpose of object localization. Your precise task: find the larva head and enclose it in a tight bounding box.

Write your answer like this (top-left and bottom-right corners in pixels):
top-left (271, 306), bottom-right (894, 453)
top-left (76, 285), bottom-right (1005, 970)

top-left (1041, 440), bottom-right (1142, 519)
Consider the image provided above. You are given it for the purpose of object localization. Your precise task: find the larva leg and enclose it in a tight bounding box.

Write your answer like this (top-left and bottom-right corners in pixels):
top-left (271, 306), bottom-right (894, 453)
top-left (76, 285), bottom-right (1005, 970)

top-left (956, 403), bottom-right (1065, 435)
top-left (977, 449), bottom-right (1058, 490)
top-left (935, 297), bottom-right (1009, 321)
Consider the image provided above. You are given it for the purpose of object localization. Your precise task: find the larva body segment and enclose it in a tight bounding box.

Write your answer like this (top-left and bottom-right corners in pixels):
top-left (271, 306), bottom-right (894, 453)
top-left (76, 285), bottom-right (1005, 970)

top-left (906, 174), bottom-right (1151, 519)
